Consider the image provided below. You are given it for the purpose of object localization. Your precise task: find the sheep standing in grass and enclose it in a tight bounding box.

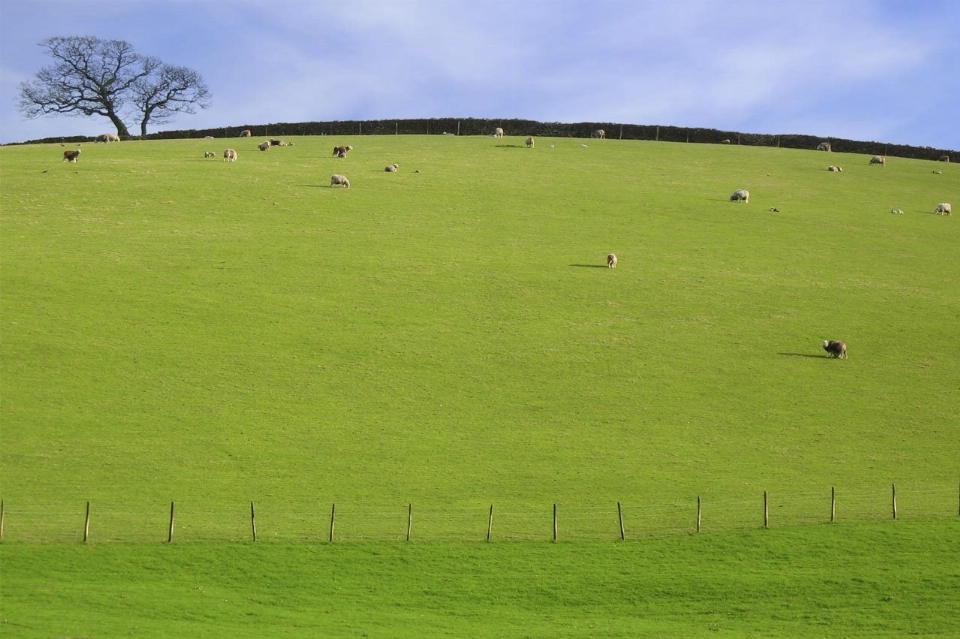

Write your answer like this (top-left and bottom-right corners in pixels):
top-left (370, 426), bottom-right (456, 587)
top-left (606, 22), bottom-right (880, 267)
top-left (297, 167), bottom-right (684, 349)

top-left (96, 133), bottom-right (120, 143)
top-left (817, 142), bottom-right (832, 152)
top-left (939, 155), bottom-right (950, 162)
top-left (823, 340), bottom-right (848, 359)
top-left (239, 129), bottom-right (252, 137)
top-left (607, 253), bottom-right (618, 269)
top-left (62, 149), bottom-right (81, 162)
top-left (730, 189), bottom-right (750, 203)
top-left (934, 202), bottom-right (952, 215)
top-left (525, 136), bottom-right (535, 148)
top-left (870, 155), bottom-right (886, 166)
top-left (333, 145), bottom-right (353, 157)
top-left (330, 174), bottom-right (350, 188)
top-left (385, 163), bottom-right (399, 172)
top-left (258, 141), bottom-right (271, 151)
top-left (593, 129), bottom-right (606, 140)
top-left (828, 165), bottom-right (843, 172)
top-left (493, 127), bottom-right (504, 138)
top-left (223, 148), bottom-right (238, 162)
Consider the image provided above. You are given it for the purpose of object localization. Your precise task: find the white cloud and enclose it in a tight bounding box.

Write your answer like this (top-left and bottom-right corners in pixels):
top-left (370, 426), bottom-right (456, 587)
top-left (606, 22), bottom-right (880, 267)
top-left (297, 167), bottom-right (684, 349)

top-left (1, 0), bottom-right (958, 149)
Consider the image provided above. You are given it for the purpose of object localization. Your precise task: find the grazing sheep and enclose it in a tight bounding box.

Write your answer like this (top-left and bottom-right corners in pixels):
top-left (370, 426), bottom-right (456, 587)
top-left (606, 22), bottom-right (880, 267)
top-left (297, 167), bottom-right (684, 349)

top-left (223, 148), bottom-right (238, 162)
top-left (607, 253), bottom-right (618, 269)
top-left (525, 136), bottom-right (535, 148)
top-left (869, 155), bottom-right (886, 166)
top-left (823, 340), bottom-right (848, 359)
top-left (330, 174), bottom-right (350, 188)
top-left (258, 141), bottom-right (271, 151)
top-left (204, 136), bottom-right (214, 139)
top-left (204, 151), bottom-right (216, 158)
top-left (385, 163), bottom-right (399, 172)
top-left (939, 155), bottom-right (950, 162)
top-left (934, 202), bottom-right (952, 215)
top-left (96, 133), bottom-right (120, 143)
top-left (890, 208), bottom-right (904, 215)
top-left (933, 170), bottom-right (943, 174)
top-left (493, 127), bottom-right (504, 138)
top-left (593, 129), bottom-right (606, 139)
top-left (730, 189), bottom-right (750, 203)
top-left (62, 149), bottom-right (81, 163)
top-left (828, 165), bottom-right (843, 172)
top-left (239, 129), bottom-right (252, 137)
top-left (817, 142), bottom-right (832, 152)
top-left (721, 139), bottom-right (731, 144)
top-left (332, 145), bottom-right (353, 157)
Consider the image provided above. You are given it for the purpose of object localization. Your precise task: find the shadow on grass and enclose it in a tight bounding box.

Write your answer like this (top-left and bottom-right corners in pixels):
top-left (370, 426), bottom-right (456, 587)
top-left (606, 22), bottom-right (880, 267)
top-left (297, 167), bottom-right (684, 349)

top-left (495, 144), bottom-right (528, 149)
top-left (778, 353), bottom-right (829, 359)
top-left (570, 264), bottom-right (610, 269)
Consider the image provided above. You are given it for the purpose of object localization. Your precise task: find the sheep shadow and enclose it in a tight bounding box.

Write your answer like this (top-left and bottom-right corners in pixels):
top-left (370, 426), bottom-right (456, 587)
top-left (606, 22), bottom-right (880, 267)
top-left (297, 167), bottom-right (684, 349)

top-left (570, 264), bottom-right (609, 269)
top-left (495, 144), bottom-right (528, 149)
top-left (778, 352), bottom-right (829, 359)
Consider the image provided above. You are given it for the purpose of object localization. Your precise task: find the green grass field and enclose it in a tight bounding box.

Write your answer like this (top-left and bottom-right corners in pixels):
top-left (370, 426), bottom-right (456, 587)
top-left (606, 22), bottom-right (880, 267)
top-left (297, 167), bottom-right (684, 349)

top-left (1, 134), bottom-right (958, 636)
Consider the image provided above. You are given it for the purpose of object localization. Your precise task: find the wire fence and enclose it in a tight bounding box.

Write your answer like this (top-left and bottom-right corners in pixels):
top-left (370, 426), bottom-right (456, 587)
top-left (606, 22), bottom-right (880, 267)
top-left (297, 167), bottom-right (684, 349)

top-left (1, 481), bottom-right (957, 544)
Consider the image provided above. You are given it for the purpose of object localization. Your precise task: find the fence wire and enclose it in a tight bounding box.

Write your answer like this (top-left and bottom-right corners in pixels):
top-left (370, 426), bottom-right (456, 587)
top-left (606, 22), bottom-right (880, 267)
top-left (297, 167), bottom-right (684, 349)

top-left (1, 482), bottom-right (957, 543)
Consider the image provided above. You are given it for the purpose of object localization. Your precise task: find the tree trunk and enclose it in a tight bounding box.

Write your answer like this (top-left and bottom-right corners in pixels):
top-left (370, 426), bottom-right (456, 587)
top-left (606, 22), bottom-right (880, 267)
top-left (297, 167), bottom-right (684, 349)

top-left (107, 111), bottom-right (131, 138)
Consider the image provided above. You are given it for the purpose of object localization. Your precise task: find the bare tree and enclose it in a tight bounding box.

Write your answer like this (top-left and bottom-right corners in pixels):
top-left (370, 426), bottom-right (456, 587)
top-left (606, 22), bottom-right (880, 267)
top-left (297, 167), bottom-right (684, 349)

top-left (17, 36), bottom-right (211, 137)
top-left (131, 64), bottom-right (211, 136)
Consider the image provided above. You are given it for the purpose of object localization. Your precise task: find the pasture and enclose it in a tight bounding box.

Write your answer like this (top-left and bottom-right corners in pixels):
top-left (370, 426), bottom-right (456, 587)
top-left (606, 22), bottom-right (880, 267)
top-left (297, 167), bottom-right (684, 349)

top-left (1, 134), bottom-right (958, 636)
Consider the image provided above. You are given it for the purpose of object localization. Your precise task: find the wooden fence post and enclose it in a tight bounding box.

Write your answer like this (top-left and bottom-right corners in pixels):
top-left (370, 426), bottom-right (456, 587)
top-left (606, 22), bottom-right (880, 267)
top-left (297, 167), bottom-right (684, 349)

top-left (655, 126), bottom-right (659, 142)
top-left (487, 505), bottom-right (494, 542)
top-left (617, 502), bottom-right (625, 540)
top-left (406, 503), bottom-right (412, 542)
top-left (763, 491), bottom-right (769, 528)
top-left (553, 504), bottom-right (558, 542)
top-left (329, 503), bottom-right (336, 542)
top-left (697, 496), bottom-right (702, 533)
top-left (892, 484), bottom-right (897, 520)
top-left (831, 487), bottom-right (836, 523)
top-left (83, 501), bottom-right (91, 543)
top-left (168, 501), bottom-right (175, 543)
top-left (250, 502), bottom-right (257, 541)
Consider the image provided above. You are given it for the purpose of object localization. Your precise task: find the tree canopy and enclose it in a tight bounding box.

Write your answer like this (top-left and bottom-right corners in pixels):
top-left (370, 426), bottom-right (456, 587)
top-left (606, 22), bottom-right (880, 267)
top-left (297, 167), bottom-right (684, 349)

top-left (17, 36), bottom-right (211, 137)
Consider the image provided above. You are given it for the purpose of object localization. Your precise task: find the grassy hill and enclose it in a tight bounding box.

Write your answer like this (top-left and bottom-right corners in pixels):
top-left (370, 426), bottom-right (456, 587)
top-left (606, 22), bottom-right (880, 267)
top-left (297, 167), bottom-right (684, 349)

top-left (1, 134), bottom-right (957, 636)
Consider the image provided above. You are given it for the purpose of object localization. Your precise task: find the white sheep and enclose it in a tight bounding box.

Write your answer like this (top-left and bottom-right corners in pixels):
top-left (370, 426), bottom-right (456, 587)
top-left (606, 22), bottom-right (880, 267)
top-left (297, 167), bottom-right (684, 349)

top-left (96, 133), bottom-right (120, 143)
top-left (817, 142), bottom-right (832, 152)
top-left (239, 129), bottom-right (252, 137)
top-left (525, 136), bottom-right (535, 148)
top-left (607, 253), bottom-right (617, 269)
top-left (330, 174), bottom-right (350, 188)
top-left (385, 164), bottom-right (399, 172)
top-left (258, 141), bottom-right (271, 151)
top-left (593, 129), bottom-right (605, 140)
top-left (730, 189), bottom-right (750, 203)
top-left (870, 155), bottom-right (886, 166)
top-left (934, 202), bottom-right (951, 215)
top-left (223, 148), bottom-right (238, 162)
top-left (493, 127), bottom-right (504, 138)
top-left (828, 165), bottom-right (843, 172)
top-left (890, 208), bottom-right (904, 215)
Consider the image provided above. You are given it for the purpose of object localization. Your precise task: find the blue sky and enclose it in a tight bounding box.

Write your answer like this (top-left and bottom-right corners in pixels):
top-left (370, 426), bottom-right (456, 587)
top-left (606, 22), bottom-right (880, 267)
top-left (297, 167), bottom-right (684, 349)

top-left (1, 0), bottom-right (957, 149)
